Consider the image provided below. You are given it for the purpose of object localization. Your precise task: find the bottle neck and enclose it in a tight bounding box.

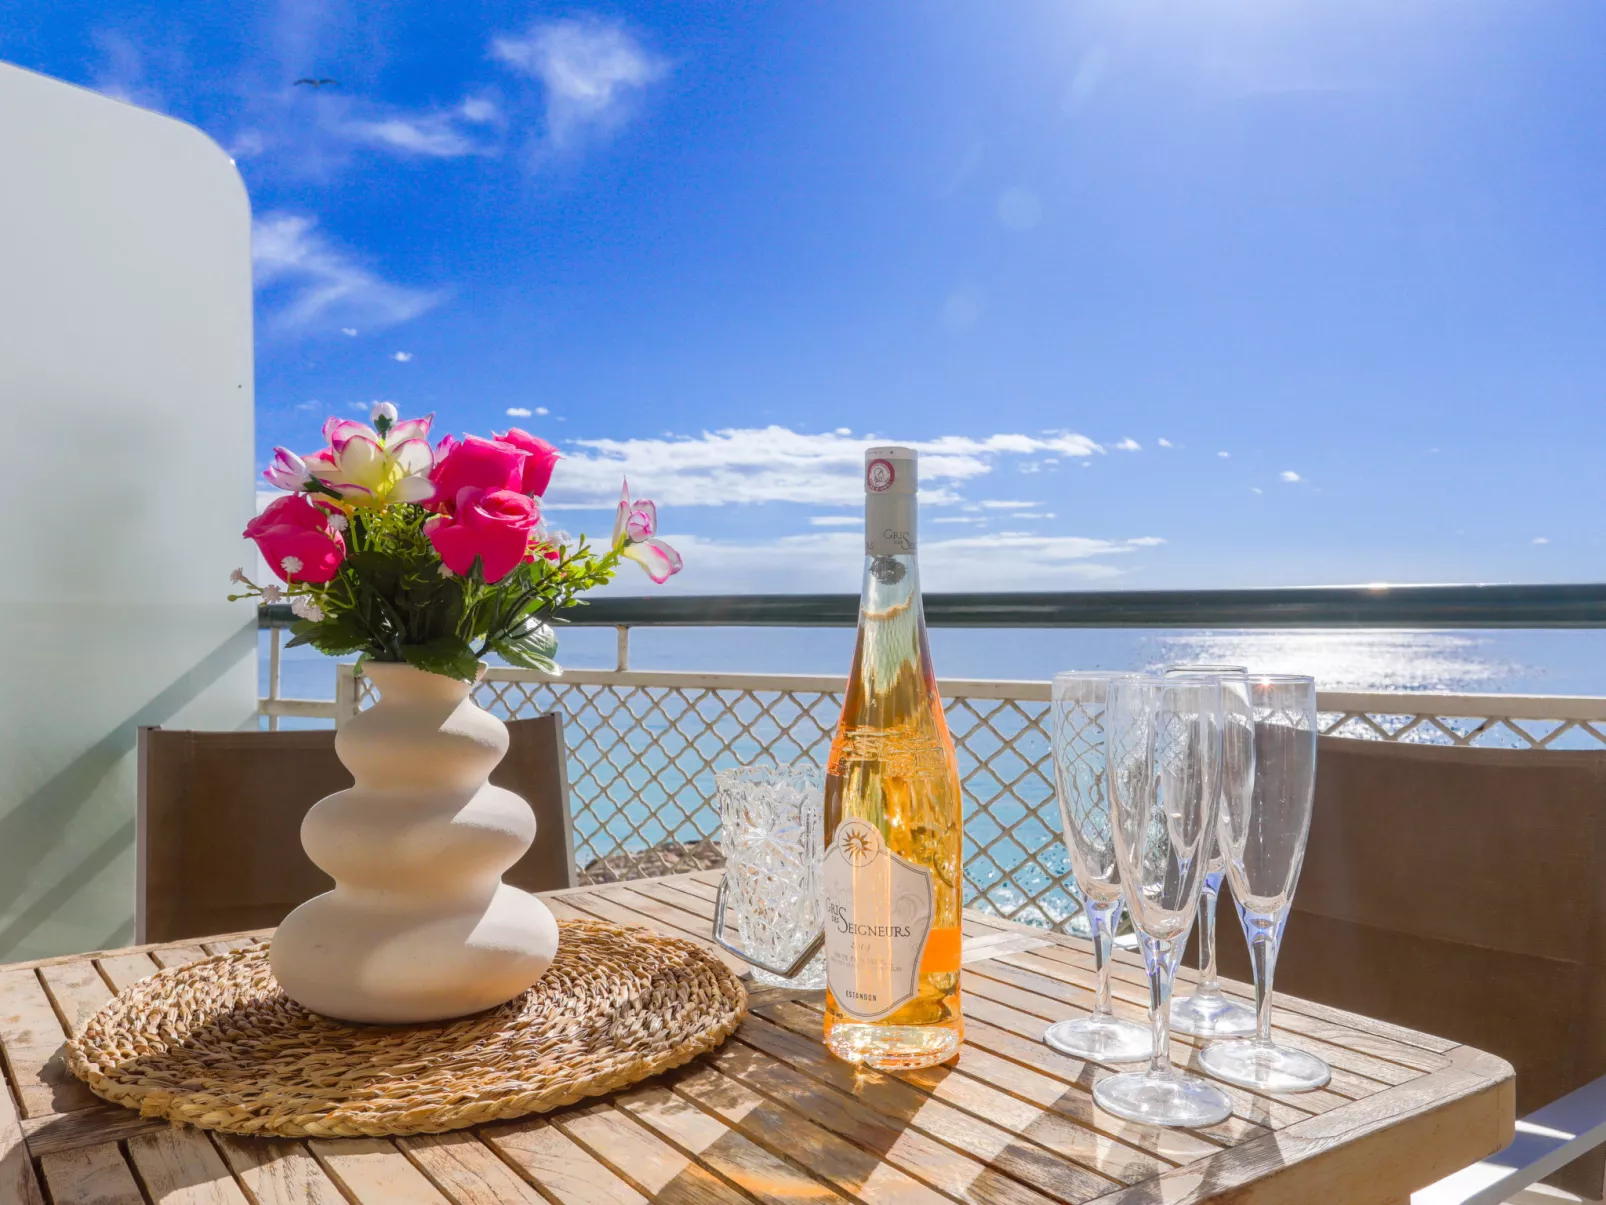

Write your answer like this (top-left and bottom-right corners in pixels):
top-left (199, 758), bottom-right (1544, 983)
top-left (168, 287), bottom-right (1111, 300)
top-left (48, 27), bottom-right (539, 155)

top-left (865, 488), bottom-right (916, 557)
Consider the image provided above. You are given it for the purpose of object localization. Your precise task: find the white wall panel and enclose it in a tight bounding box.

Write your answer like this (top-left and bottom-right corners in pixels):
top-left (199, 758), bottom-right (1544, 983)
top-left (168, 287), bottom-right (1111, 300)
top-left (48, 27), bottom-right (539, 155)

top-left (0, 62), bottom-right (256, 958)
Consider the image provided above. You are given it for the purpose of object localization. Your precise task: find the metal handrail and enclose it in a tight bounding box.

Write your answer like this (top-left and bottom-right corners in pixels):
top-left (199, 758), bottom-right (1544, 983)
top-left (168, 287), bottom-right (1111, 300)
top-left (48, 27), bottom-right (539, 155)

top-left (259, 582), bottom-right (1606, 631)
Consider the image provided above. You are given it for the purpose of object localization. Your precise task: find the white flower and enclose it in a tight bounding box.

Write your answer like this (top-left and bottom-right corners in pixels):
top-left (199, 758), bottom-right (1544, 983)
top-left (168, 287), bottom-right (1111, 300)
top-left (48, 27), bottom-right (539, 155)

top-left (327, 513), bottom-right (349, 532)
top-left (290, 595), bottom-right (325, 622)
top-left (280, 555), bottom-right (304, 575)
top-left (229, 567), bottom-right (247, 584)
top-left (261, 584), bottom-right (284, 603)
top-left (371, 400), bottom-right (399, 425)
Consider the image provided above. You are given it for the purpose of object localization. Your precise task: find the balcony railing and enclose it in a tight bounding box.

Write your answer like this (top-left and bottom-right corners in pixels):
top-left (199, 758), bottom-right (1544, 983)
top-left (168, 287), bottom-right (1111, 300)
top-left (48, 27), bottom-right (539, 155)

top-left (256, 586), bottom-right (1606, 927)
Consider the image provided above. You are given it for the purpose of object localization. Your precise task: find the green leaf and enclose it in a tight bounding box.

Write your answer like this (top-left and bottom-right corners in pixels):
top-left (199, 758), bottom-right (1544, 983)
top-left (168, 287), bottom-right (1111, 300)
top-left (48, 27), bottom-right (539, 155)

top-left (491, 620), bottom-right (560, 673)
top-left (284, 616), bottom-right (367, 655)
top-left (399, 636), bottom-right (481, 682)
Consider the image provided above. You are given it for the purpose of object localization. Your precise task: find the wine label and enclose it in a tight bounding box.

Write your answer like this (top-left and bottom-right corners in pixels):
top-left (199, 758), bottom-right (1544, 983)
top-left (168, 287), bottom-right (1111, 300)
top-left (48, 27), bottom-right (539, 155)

top-left (865, 446), bottom-right (917, 556)
top-left (822, 817), bottom-right (934, 1020)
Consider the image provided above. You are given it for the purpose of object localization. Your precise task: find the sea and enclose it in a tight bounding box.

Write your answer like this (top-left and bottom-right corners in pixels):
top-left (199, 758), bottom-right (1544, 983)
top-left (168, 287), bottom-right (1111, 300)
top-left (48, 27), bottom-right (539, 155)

top-left (266, 624), bottom-right (1606, 703)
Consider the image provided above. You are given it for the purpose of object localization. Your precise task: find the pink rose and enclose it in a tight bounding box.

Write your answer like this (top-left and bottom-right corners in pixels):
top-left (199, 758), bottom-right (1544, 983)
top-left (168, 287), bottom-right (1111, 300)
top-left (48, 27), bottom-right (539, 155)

top-left (244, 494), bottom-right (346, 583)
top-left (429, 435), bottom-right (526, 510)
top-left (493, 428), bottom-right (561, 496)
top-left (425, 488), bottom-right (540, 584)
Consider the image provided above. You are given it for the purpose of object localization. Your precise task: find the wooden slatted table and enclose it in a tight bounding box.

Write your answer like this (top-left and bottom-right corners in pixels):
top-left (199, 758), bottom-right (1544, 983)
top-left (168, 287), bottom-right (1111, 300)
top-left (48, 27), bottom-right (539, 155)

top-left (0, 871), bottom-right (1513, 1205)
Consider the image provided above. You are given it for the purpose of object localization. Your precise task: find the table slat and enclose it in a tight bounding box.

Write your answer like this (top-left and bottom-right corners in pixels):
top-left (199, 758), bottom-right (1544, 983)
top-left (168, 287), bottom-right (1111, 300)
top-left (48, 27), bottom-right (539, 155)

top-left (0, 969), bottom-right (95, 1117)
top-left (738, 1007), bottom-right (1126, 1199)
top-left (212, 1134), bottom-right (348, 1205)
top-left (556, 1102), bottom-right (759, 1204)
top-left (960, 968), bottom-right (1365, 1111)
top-left (0, 1039), bottom-right (44, 1204)
top-left (23, 1104), bottom-right (170, 1157)
top-left (150, 946), bottom-right (209, 970)
top-left (758, 999), bottom-right (1195, 1178)
top-left (38, 1141), bottom-right (141, 1204)
top-left (967, 957), bottom-right (1407, 1094)
top-left (37, 963), bottom-right (113, 1038)
top-left (94, 954), bottom-right (160, 995)
top-left (396, 1132), bottom-right (552, 1205)
top-left (480, 1119), bottom-right (650, 1205)
top-left (126, 1128), bottom-right (249, 1204)
top-left (670, 1064), bottom-right (951, 1205)
top-left (307, 1137), bottom-right (452, 1205)
top-left (617, 1084), bottom-right (850, 1204)
top-left (710, 1029), bottom-right (1069, 1205)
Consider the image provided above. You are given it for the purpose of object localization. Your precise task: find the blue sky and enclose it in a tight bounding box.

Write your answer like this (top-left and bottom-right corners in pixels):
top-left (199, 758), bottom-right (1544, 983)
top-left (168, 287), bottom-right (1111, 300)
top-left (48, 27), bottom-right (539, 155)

top-left (9, 1), bottom-right (1606, 594)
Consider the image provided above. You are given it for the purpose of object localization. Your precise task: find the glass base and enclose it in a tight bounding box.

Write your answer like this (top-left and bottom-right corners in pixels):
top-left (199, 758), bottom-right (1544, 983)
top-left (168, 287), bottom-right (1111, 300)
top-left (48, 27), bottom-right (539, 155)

top-left (1170, 991), bottom-right (1256, 1037)
top-left (1200, 1040), bottom-right (1332, 1093)
top-left (1093, 1070), bottom-right (1234, 1128)
top-left (825, 1023), bottom-right (962, 1070)
top-left (750, 951), bottom-right (827, 990)
top-left (1043, 1015), bottom-right (1152, 1064)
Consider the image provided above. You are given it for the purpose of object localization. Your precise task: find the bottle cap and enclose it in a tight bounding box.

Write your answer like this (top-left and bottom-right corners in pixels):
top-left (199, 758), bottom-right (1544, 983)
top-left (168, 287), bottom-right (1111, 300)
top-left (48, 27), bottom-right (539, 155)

top-left (864, 446), bottom-right (916, 555)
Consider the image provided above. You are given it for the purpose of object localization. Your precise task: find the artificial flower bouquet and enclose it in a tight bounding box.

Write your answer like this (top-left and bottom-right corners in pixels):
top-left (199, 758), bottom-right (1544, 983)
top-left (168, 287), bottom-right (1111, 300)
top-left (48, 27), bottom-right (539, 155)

top-left (232, 404), bottom-right (681, 680)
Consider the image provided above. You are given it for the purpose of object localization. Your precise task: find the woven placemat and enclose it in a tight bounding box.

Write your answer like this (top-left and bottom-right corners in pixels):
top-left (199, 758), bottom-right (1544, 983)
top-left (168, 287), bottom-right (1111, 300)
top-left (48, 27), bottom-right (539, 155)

top-left (66, 919), bottom-right (747, 1138)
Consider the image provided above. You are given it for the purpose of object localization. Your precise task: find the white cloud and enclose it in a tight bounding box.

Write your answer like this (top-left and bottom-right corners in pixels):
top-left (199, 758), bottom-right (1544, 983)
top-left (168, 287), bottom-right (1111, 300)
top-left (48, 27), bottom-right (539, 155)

top-left (610, 530), bottom-right (1152, 594)
top-left (1217, 451), bottom-right (1231, 459)
top-left (834, 427), bottom-right (852, 435)
top-left (1127, 536), bottom-right (1166, 547)
top-left (341, 328), bottom-right (358, 337)
top-left (336, 97), bottom-right (501, 158)
top-left (542, 426), bottom-right (1102, 510)
top-left (89, 30), bottom-right (164, 110)
top-left (1533, 536), bottom-right (1550, 545)
top-left (536, 406), bottom-right (550, 416)
top-left (506, 407), bottom-right (534, 417)
top-left (230, 129), bottom-right (267, 160)
top-left (979, 500), bottom-right (1039, 510)
top-left (809, 516), bottom-right (861, 527)
top-left (1251, 487), bottom-right (1263, 495)
top-left (252, 213), bottom-right (445, 334)
top-left (393, 351), bottom-right (413, 362)
top-left (492, 17), bottom-right (668, 154)
top-left (1157, 437), bottom-right (1173, 448)
top-left (934, 516), bottom-right (986, 525)
top-left (1280, 470), bottom-right (1302, 483)
top-left (1114, 437), bottom-right (1142, 452)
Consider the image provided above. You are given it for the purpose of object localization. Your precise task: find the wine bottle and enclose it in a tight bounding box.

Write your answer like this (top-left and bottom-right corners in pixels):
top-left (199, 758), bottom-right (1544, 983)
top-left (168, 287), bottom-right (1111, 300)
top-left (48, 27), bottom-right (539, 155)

top-left (822, 446), bottom-right (964, 1070)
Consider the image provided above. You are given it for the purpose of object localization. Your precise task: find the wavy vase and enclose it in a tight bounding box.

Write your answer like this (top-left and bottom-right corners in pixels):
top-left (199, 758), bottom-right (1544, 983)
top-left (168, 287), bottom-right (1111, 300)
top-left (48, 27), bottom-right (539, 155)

top-left (271, 661), bottom-right (559, 1024)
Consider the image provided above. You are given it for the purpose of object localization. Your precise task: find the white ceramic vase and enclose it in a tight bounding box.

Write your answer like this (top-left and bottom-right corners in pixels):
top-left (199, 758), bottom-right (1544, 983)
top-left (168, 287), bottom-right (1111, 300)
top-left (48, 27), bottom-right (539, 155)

top-left (271, 661), bottom-right (559, 1024)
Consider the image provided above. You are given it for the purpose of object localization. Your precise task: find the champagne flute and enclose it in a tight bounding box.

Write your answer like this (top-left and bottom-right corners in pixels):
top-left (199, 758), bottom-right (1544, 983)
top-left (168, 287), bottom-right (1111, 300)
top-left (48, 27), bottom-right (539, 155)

top-left (1095, 675), bottom-right (1233, 1127)
top-left (1043, 673), bottom-right (1151, 1063)
top-left (1200, 675), bottom-right (1331, 1093)
top-left (1165, 664), bottom-right (1257, 1038)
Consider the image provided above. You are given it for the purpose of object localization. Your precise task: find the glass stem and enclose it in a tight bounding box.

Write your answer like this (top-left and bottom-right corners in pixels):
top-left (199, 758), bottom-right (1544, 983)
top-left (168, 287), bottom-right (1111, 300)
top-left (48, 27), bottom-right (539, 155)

top-left (1197, 878), bottom-right (1220, 996)
top-left (1089, 898), bottom-right (1120, 1018)
top-left (1143, 936), bottom-right (1176, 1078)
top-left (1250, 928), bottom-right (1279, 1047)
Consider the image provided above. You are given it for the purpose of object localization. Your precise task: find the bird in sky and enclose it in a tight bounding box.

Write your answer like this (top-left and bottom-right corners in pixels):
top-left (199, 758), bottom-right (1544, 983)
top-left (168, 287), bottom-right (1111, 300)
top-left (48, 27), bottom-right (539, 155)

top-left (293, 78), bottom-right (338, 89)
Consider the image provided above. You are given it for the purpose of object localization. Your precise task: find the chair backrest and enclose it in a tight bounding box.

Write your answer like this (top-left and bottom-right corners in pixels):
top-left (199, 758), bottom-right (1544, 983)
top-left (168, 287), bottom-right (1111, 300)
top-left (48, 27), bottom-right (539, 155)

top-left (1212, 735), bottom-right (1606, 1195)
top-left (138, 713), bottom-right (576, 943)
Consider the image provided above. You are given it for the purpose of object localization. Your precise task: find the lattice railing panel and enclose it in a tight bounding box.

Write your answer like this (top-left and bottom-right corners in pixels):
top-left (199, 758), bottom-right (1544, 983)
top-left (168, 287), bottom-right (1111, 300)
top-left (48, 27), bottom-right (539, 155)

top-left (350, 671), bottom-right (1606, 928)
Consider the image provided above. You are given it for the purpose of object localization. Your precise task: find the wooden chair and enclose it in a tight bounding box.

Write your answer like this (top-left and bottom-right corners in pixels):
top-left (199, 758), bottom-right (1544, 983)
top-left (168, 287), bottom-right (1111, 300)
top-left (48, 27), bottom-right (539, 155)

top-left (1212, 735), bottom-right (1606, 1197)
top-left (137, 714), bottom-right (576, 944)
